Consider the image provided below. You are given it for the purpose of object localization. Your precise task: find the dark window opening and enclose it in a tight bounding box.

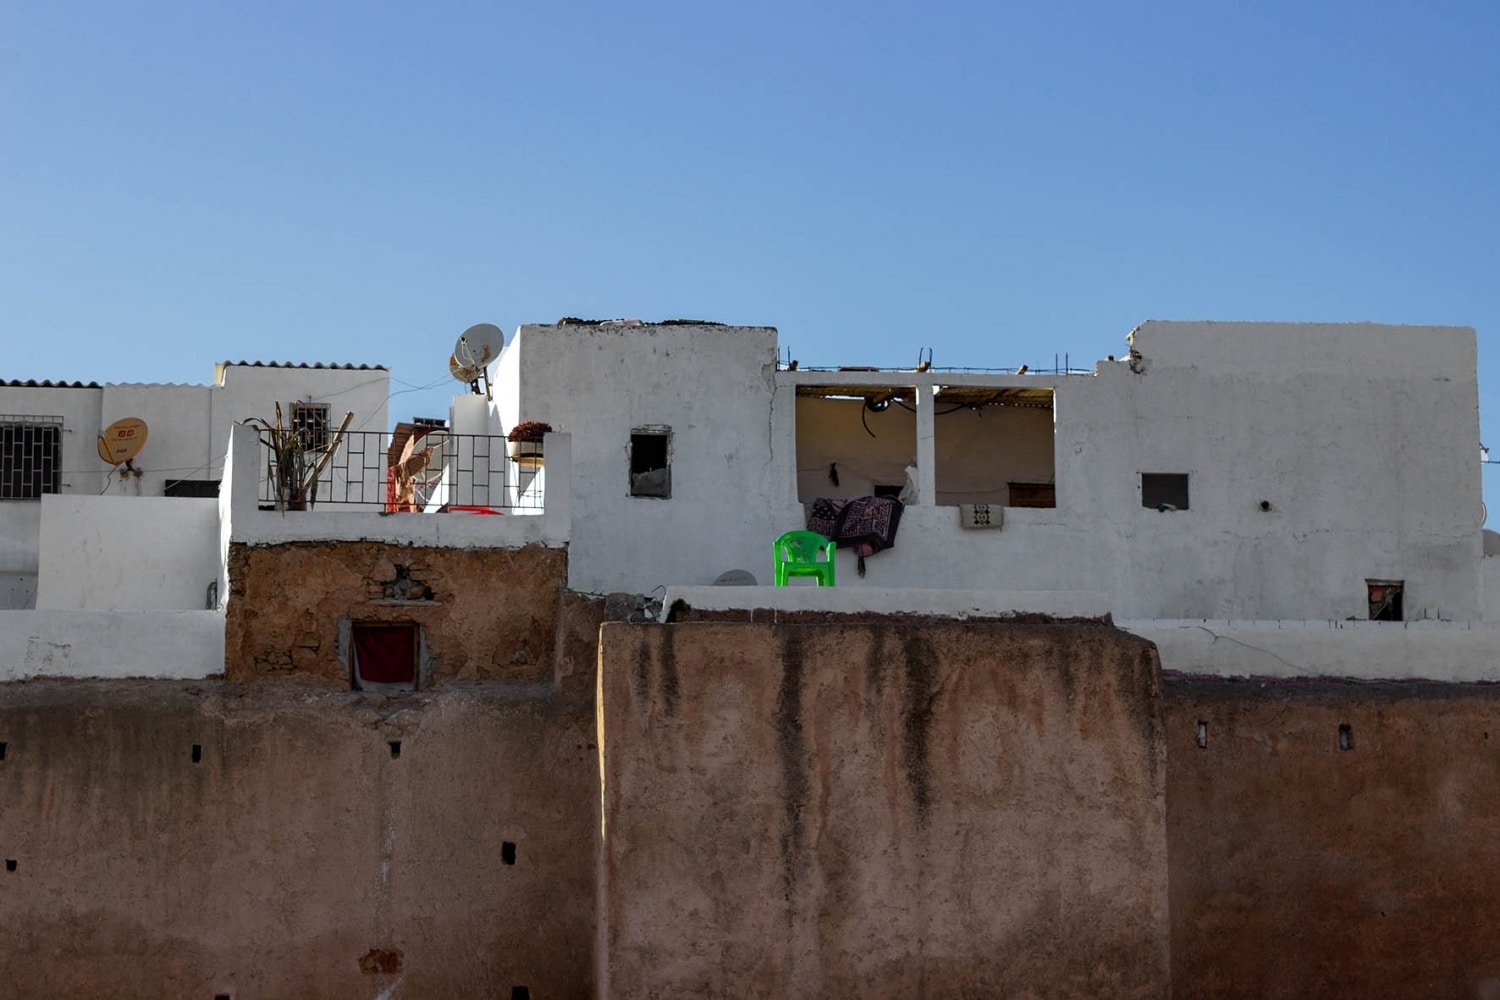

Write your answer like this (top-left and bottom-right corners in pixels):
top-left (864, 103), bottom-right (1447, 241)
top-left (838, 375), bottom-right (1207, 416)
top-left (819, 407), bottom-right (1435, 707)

top-left (511, 988), bottom-right (531, 1000)
top-left (1, 418), bottom-right (62, 500)
top-left (1007, 482), bottom-right (1056, 509)
top-left (291, 402), bottom-right (330, 451)
top-left (1141, 473), bottom-right (1190, 511)
top-left (1339, 723), bottom-right (1354, 751)
top-left (502, 841), bottom-right (517, 865)
top-left (4, 859), bottom-right (15, 872)
top-left (191, 744), bottom-right (202, 763)
top-left (872, 483), bottom-right (903, 499)
top-left (629, 429), bottom-right (671, 498)
top-left (389, 740), bottom-right (402, 759)
top-left (352, 623), bottom-right (418, 690)
top-left (0, 741), bottom-right (7, 760)
top-left (165, 478), bottom-right (221, 498)
top-left (1367, 580), bottom-right (1404, 622)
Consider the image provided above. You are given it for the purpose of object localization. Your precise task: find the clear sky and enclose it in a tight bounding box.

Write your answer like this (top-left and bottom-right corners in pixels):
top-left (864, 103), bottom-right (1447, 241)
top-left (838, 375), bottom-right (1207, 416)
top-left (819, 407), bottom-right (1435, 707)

top-left (3, 2), bottom-right (1498, 508)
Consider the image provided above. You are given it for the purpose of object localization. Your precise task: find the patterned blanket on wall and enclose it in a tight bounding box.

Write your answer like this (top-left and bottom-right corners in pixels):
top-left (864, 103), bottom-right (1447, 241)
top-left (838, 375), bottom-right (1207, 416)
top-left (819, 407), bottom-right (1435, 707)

top-left (806, 496), bottom-right (905, 577)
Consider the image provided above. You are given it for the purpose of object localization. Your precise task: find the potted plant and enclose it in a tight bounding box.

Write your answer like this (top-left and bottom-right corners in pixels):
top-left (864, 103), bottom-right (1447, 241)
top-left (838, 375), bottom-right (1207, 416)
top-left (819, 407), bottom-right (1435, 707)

top-left (245, 403), bottom-right (353, 511)
top-left (507, 420), bottom-right (552, 469)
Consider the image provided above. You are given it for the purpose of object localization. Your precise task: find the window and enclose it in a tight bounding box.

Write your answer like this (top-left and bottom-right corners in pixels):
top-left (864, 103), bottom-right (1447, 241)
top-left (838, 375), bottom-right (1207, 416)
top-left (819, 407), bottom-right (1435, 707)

top-left (1367, 580), bottom-right (1404, 622)
top-left (351, 623), bottom-right (419, 690)
top-left (1007, 482), bottom-right (1056, 509)
top-left (1141, 473), bottom-right (1190, 511)
top-left (1, 417), bottom-right (61, 500)
top-left (291, 402), bottom-right (330, 451)
top-left (629, 428), bottom-right (671, 498)
top-left (164, 478), bottom-right (220, 498)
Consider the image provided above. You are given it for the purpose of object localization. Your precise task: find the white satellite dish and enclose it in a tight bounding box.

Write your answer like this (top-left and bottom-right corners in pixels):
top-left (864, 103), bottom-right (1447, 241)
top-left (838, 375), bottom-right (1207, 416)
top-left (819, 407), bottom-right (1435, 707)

top-left (450, 323), bottom-right (505, 398)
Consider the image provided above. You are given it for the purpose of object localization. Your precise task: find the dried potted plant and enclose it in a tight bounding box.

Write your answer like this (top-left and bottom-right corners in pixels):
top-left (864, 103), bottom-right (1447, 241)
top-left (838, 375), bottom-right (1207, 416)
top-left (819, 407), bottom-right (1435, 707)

top-left (507, 420), bottom-right (552, 469)
top-left (245, 402), bottom-right (354, 511)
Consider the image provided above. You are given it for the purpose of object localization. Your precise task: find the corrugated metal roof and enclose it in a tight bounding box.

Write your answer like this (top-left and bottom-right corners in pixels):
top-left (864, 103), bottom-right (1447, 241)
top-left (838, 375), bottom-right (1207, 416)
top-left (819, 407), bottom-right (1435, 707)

top-left (220, 360), bottom-right (388, 370)
top-left (0, 378), bottom-right (102, 389)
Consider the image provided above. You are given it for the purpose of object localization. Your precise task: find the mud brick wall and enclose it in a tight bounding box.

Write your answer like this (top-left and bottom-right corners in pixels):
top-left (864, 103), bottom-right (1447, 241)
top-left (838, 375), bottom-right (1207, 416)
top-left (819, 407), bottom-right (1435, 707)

top-left (0, 678), bottom-right (599, 1000)
top-left (225, 541), bottom-right (566, 686)
top-left (597, 621), bottom-right (1171, 999)
top-left (1166, 677), bottom-right (1500, 999)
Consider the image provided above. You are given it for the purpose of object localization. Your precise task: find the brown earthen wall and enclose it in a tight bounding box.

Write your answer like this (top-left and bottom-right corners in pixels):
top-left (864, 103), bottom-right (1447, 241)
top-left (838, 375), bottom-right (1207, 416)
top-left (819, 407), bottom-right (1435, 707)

top-left (0, 677), bottom-right (599, 999)
top-left (597, 621), bottom-right (1171, 999)
top-left (225, 541), bottom-right (566, 685)
top-left (1166, 677), bottom-right (1500, 999)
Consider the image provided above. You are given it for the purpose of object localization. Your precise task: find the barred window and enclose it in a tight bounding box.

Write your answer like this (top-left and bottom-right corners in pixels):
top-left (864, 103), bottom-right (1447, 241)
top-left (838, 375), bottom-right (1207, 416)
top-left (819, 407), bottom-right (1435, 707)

top-left (291, 403), bottom-right (330, 451)
top-left (0, 417), bottom-right (62, 500)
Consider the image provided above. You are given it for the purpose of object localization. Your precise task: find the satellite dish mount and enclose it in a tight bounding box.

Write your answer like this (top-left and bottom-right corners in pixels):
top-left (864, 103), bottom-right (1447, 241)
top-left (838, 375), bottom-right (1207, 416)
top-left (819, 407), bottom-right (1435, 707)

top-left (450, 323), bottom-right (506, 401)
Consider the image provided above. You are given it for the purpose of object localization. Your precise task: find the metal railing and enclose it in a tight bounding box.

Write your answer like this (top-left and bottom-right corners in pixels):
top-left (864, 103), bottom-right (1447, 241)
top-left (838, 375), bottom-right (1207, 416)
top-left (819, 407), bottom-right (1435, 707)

top-left (256, 429), bottom-right (543, 513)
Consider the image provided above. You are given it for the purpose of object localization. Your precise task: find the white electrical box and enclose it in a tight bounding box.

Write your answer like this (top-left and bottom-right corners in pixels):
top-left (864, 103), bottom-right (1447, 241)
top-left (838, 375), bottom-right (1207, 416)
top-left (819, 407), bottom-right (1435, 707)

top-left (958, 504), bottom-right (1003, 529)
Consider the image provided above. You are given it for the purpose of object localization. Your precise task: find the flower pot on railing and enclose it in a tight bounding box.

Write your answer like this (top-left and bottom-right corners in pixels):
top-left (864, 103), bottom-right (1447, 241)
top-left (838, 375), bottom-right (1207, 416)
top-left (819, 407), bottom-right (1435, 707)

top-left (507, 440), bottom-right (544, 469)
top-left (506, 421), bottom-right (552, 470)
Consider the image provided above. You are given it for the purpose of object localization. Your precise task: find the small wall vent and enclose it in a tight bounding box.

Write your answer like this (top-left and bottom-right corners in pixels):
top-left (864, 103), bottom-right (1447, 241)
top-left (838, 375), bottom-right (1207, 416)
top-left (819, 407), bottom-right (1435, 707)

top-left (958, 504), bottom-right (1003, 529)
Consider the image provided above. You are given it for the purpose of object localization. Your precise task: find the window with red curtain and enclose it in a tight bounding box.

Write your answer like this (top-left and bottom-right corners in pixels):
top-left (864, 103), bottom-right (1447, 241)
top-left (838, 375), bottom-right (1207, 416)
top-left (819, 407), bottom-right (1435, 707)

top-left (352, 623), bottom-right (417, 688)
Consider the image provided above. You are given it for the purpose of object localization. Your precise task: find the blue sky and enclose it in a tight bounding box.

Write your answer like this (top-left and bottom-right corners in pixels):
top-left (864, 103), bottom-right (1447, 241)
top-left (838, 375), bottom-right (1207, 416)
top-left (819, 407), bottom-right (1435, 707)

top-left (3, 2), bottom-right (1498, 505)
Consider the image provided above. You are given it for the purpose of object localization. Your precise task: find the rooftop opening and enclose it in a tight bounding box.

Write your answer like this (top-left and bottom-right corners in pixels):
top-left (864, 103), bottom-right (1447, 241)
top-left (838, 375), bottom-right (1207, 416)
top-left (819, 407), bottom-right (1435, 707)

top-left (795, 387), bottom-right (916, 502)
top-left (933, 387), bottom-right (1055, 507)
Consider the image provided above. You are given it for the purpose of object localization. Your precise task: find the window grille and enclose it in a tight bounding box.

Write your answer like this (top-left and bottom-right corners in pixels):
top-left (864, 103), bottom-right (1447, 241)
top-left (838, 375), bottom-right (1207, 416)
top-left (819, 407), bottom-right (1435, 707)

top-left (0, 416), bottom-right (62, 500)
top-left (291, 403), bottom-right (330, 452)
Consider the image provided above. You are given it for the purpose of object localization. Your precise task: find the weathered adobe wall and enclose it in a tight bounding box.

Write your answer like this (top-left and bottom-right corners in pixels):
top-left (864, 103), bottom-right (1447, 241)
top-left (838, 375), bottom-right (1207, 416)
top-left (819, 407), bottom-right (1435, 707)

top-left (598, 621), bottom-right (1170, 999)
top-left (0, 673), bottom-right (601, 1000)
top-left (225, 541), bottom-right (566, 685)
top-left (1166, 677), bottom-right (1500, 999)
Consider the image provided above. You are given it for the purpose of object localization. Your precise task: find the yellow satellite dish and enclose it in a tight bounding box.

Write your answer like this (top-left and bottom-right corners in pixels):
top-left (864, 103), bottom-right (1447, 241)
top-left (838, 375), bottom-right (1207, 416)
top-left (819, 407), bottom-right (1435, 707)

top-left (97, 417), bottom-right (148, 466)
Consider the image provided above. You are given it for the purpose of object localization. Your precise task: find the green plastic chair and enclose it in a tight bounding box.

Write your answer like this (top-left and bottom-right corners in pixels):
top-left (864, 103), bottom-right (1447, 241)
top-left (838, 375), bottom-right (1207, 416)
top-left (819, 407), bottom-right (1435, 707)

top-left (774, 530), bottom-right (836, 587)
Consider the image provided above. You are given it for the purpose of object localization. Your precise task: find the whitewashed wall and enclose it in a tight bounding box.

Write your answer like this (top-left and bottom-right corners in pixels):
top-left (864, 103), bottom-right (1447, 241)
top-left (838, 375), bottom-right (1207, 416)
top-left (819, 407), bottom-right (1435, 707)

top-left (0, 364), bottom-right (390, 603)
top-left (0, 610), bottom-right (223, 680)
top-left (35, 495), bottom-right (221, 611)
top-left (508, 323), bottom-right (782, 593)
top-left (511, 320), bottom-right (1482, 620)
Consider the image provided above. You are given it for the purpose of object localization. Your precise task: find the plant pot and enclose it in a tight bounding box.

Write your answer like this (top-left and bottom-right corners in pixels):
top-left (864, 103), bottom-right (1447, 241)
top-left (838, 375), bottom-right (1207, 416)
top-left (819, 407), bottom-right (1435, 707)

top-left (507, 440), bottom-right (544, 469)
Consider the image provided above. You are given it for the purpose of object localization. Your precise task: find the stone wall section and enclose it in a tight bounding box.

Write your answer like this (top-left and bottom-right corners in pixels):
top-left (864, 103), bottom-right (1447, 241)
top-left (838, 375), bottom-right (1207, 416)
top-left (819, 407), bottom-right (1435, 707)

top-left (1166, 677), bottom-right (1500, 998)
top-left (0, 677), bottom-right (599, 999)
top-left (597, 620), bottom-right (1171, 999)
top-left (225, 541), bottom-right (566, 686)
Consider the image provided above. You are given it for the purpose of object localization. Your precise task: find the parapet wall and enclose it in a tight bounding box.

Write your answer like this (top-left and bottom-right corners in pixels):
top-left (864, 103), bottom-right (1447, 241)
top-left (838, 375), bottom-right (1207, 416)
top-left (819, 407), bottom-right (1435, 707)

top-left (0, 679), bottom-right (598, 999)
top-left (1166, 677), bottom-right (1500, 998)
top-left (597, 620), bottom-right (1171, 998)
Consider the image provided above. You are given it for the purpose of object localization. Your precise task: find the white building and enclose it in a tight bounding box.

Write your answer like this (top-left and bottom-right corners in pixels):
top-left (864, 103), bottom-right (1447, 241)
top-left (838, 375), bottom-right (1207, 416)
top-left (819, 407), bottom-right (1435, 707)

top-left (2, 318), bottom-right (1497, 683)
top-left (498, 319), bottom-right (1484, 622)
top-left (0, 361), bottom-right (389, 609)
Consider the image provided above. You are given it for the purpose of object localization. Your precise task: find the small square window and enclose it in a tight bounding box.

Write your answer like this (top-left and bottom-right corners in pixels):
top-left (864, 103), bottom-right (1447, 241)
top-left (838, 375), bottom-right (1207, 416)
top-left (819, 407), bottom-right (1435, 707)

top-left (1141, 473), bottom-right (1190, 511)
top-left (1367, 580), bottom-right (1404, 622)
top-left (630, 429), bottom-right (671, 498)
top-left (352, 623), bottom-right (418, 690)
top-left (291, 403), bottom-right (330, 452)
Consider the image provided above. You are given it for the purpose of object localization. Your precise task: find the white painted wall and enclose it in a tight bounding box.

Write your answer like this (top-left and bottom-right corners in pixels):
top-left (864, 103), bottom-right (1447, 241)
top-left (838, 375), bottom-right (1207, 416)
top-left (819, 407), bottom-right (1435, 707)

top-left (0, 363), bottom-right (390, 604)
top-left (772, 322), bottom-right (1483, 620)
top-left (0, 610), bottom-right (223, 680)
top-left (1122, 618), bottom-right (1500, 682)
top-left (508, 323), bottom-right (782, 593)
top-left (35, 495), bottom-right (221, 610)
top-left (1483, 557), bottom-right (1500, 621)
top-left (508, 320), bottom-right (1482, 621)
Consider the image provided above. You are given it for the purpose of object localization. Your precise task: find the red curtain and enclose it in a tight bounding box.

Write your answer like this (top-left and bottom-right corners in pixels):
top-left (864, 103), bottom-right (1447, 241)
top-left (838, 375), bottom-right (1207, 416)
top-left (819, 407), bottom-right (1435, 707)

top-left (354, 625), bottom-right (416, 684)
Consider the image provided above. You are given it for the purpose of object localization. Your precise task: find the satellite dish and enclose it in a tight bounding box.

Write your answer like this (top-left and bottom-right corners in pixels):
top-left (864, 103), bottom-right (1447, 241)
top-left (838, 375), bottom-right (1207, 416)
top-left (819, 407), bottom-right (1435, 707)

top-left (97, 417), bottom-right (148, 467)
top-left (450, 323), bottom-right (506, 398)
